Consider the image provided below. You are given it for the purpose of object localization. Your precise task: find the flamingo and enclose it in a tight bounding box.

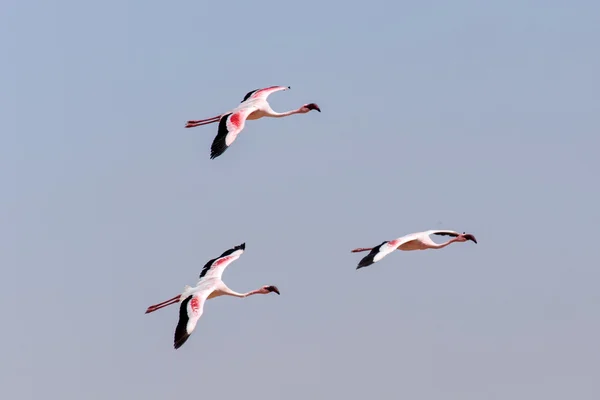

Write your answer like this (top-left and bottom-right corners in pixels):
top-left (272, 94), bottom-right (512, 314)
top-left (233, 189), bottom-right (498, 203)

top-left (184, 86), bottom-right (321, 159)
top-left (351, 230), bottom-right (477, 269)
top-left (144, 243), bottom-right (280, 349)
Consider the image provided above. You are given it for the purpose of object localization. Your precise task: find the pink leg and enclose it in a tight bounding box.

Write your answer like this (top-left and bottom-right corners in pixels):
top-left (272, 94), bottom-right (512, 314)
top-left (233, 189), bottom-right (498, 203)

top-left (187, 116), bottom-right (220, 124)
top-left (185, 116), bottom-right (220, 128)
top-left (351, 247), bottom-right (373, 253)
top-left (145, 295), bottom-right (180, 314)
top-left (185, 120), bottom-right (217, 128)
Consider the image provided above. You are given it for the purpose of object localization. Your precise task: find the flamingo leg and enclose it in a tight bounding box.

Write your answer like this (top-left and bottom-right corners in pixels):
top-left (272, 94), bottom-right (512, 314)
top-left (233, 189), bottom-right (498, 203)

top-left (145, 295), bottom-right (181, 314)
top-left (185, 116), bottom-right (220, 128)
top-left (351, 247), bottom-right (373, 253)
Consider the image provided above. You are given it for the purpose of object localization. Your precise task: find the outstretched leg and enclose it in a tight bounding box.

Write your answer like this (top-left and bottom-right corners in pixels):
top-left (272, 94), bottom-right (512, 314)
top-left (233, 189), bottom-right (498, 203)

top-left (351, 247), bottom-right (373, 253)
top-left (145, 294), bottom-right (180, 314)
top-left (185, 115), bottom-right (220, 128)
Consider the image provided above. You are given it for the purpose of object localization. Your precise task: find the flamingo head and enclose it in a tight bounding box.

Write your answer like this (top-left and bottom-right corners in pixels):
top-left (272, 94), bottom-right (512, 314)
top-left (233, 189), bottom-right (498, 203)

top-left (262, 285), bottom-right (281, 295)
top-left (301, 103), bottom-right (321, 113)
top-left (458, 233), bottom-right (477, 244)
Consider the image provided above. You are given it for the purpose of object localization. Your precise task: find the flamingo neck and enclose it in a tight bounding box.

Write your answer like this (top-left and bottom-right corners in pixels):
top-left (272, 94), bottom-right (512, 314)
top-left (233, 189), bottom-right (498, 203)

top-left (243, 288), bottom-right (266, 297)
top-left (267, 108), bottom-right (303, 118)
top-left (430, 238), bottom-right (459, 249)
top-left (219, 285), bottom-right (249, 298)
top-left (221, 285), bottom-right (266, 298)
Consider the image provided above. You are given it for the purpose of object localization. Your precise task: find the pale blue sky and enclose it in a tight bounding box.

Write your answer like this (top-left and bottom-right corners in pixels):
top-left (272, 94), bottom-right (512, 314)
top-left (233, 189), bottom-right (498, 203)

top-left (2, 1), bottom-right (599, 399)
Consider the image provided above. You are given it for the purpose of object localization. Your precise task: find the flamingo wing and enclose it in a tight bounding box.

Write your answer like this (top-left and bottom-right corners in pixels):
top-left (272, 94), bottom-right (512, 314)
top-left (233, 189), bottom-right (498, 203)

top-left (428, 230), bottom-right (461, 237)
top-left (173, 285), bottom-right (214, 349)
top-left (355, 234), bottom-right (419, 269)
top-left (428, 229), bottom-right (477, 243)
top-left (240, 86), bottom-right (289, 103)
top-left (197, 243), bottom-right (246, 282)
top-left (210, 107), bottom-right (258, 159)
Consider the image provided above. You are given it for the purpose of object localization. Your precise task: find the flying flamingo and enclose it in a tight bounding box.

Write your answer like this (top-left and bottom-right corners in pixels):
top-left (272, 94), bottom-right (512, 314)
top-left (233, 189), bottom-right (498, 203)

top-left (351, 230), bottom-right (477, 269)
top-left (184, 86), bottom-right (321, 159)
top-left (144, 243), bottom-right (280, 349)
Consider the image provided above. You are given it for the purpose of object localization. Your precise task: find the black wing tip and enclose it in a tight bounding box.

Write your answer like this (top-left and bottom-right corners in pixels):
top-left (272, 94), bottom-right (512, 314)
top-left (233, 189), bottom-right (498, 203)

top-left (356, 260), bottom-right (374, 269)
top-left (355, 241), bottom-right (387, 270)
top-left (210, 146), bottom-right (227, 159)
top-left (174, 296), bottom-right (193, 349)
top-left (198, 242), bottom-right (246, 278)
top-left (241, 89), bottom-right (259, 103)
top-left (356, 255), bottom-right (375, 269)
top-left (209, 113), bottom-right (232, 159)
top-left (433, 232), bottom-right (458, 237)
top-left (199, 257), bottom-right (217, 278)
top-left (174, 333), bottom-right (190, 350)
top-left (219, 243), bottom-right (246, 258)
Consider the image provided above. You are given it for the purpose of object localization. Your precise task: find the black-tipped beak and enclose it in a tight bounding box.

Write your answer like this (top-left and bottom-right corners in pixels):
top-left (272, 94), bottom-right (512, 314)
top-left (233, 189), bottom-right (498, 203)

top-left (239, 242), bottom-right (246, 250)
top-left (287, 86), bottom-right (291, 89)
top-left (464, 234), bottom-right (477, 244)
top-left (306, 103), bottom-right (321, 112)
top-left (267, 285), bottom-right (280, 295)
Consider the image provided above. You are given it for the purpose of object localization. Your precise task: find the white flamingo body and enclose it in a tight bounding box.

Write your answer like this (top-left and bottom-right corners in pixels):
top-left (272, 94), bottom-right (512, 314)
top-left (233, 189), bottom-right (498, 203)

top-left (184, 86), bottom-right (321, 159)
top-left (144, 243), bottom-right (280, 349)
top-left (351, 229), bottom-right (478, 269)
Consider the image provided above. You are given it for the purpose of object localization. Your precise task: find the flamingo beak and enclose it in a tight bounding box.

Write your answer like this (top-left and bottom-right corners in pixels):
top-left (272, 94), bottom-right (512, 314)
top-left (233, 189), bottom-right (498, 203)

top-left (464, 234), bottom-right (477, 244)
top-left (306, 103), bottom-right (321, 112)
top-left (266, 286), bottom-right (280, 295)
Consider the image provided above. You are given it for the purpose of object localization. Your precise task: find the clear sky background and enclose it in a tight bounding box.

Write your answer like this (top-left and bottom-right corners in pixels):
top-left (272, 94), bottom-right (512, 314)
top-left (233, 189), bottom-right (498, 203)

top-left (2, 1), bottom-right (599, 399)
